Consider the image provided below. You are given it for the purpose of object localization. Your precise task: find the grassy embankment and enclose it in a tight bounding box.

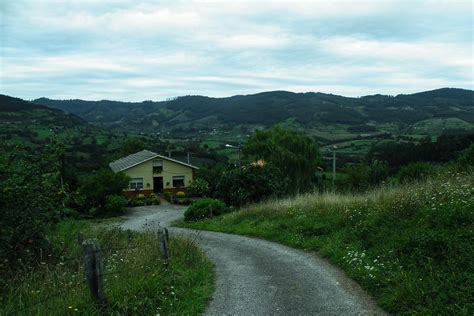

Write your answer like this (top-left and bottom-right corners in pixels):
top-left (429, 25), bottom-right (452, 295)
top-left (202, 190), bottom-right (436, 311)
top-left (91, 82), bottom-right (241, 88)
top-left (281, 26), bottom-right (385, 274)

top-left (2, 220), bottom-right (214, 315)
top-left (182, 170), bottom-right (473, 315)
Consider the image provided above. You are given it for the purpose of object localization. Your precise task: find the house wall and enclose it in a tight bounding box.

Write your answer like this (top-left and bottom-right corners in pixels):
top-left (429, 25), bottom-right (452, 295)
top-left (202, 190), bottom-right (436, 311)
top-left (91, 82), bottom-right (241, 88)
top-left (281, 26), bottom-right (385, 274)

top-left (122, 158), bottom-right (194, 196)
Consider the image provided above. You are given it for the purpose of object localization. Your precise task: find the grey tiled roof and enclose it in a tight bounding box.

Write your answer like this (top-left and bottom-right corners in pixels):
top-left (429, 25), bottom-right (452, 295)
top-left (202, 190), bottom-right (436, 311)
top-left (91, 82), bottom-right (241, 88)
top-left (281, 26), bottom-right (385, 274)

top-left (109, 149), bottom-right (158, 172)
top-left (109, 149), bottom-right (199, 172)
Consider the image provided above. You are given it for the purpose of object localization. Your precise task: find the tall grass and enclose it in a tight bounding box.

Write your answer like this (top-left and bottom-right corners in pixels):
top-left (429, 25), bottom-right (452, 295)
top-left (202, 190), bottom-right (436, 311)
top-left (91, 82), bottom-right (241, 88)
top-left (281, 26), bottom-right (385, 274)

top-left (2, 220), bottom-right (214, 315)
top-left (183, 170), bottom-right (474, 315)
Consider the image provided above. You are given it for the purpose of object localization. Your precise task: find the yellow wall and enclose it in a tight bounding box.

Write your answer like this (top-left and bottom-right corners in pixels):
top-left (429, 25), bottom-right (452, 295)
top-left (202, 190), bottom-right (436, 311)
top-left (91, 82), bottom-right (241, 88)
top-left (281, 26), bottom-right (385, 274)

top-left (122, 158), bottom-right (194, 192)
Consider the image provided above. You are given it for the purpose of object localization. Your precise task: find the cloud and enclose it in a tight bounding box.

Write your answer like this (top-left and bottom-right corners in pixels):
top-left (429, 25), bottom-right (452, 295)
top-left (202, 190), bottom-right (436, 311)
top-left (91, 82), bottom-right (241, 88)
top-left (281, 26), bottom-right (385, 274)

top-left (0, 0), bottom-right (472, 101)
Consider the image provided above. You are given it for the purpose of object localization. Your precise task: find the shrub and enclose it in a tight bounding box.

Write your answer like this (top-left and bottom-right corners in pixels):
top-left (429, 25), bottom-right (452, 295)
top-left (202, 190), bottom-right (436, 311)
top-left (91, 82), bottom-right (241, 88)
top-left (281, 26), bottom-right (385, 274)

top-left (104, 195), bottom-right (128, 215)
top-left (79, 169), bottom-right (130, 216)
top-left (457, 144), bottom-right (474, 168)
top-left (397, 162), bottom-right (434, 183)
top-left (176, 191), bottom-right (186, 198)
top-left (0, 147), bottom-right (61, 277)
top-left (343, 160), bottom-right (389, 190)
top-left (175, 197), bottom-right (193, 205)
top-left (214, 164), bottom-right (286, 207)
top-left (163, 192), bottom-right (173, 202)
top-left (149, 193), bottom-right (161, 205)
top-left (184, 198), bottom-right (228, 222)
top-left (188, 178), bottom-right (210, 197)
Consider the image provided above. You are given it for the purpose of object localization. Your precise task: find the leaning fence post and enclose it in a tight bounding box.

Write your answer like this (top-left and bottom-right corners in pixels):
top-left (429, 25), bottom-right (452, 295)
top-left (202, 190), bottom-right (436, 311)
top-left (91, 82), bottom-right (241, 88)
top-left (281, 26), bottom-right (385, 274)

top-left (82, 239), bottom-right (106, 304)
top-left (158, 227), bottom-right (170, 262)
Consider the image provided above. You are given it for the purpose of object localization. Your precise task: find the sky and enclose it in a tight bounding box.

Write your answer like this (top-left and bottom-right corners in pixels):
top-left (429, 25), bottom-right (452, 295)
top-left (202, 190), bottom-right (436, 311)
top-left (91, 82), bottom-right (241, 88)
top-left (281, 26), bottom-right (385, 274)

top-left (1, 0), bottom-right (473, 101)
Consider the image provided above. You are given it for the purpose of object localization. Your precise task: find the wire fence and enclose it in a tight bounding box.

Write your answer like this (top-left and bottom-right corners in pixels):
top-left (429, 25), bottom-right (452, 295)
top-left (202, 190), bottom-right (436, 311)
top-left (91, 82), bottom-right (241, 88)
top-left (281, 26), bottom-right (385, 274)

top-left (2, 227), bottom-right (171, 315)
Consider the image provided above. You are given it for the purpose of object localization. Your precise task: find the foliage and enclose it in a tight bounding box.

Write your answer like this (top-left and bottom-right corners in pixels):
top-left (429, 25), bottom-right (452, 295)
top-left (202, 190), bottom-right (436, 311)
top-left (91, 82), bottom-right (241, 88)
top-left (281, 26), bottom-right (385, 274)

top-left (214, 164), bottom-right (286, 207)
top-left (396, 161), bottom-right (434, 183)
top-left (128, 193), bottom-right (161, 207)
top-left (104, 195), bottom-right (128, 214)
top-left (182, 170), bottom-right (474, 315)
top-left (244, 125), bottom-right (321, 193)
top-left (174, 197), bottom-right (193, 205)
top-left (342, 160), bottom-right (389, 190)
top-left (184, 198), bottom-right (228, 222)
top-left (188, 178), bottom-right (210, 197)
top-left (196, 165), bottom-right (227, 196)
top-left (0, 145), bottom-right (64, 279)
top-left (457, 143), bottom-right (474, 168)
top-left (368, 134), bottom-right (474, 169)
top-left (1, 220), bottom-right (214, 315)
top-left (114, 138), bottom-right (146, 159)
top-left (176, 191), bottom-right (186, 197)
top-left (79, 169), bottom-right (130, 215)
top-left (149, 193), bottom-right (161, 205)
top-left (34, 88), bottom-right (474, 137)
top-left (163, 192), bottom-right (173, 202)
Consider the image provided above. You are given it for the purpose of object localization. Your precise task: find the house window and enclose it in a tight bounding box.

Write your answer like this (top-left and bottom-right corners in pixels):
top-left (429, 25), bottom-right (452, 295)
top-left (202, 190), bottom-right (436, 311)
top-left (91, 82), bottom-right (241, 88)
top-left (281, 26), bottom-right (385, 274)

top-left (130, 178), bottom-right (144, 190)
top-left (153, 160), bottom-right (163, 173)
top-left (172, 176), bottom-right (185, 188)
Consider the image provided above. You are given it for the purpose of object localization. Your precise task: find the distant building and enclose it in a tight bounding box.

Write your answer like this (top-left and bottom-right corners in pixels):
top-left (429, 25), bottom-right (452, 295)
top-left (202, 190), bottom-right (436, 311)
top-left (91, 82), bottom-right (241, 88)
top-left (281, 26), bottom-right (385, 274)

top-left (109, 149), bottom-right (198, 197)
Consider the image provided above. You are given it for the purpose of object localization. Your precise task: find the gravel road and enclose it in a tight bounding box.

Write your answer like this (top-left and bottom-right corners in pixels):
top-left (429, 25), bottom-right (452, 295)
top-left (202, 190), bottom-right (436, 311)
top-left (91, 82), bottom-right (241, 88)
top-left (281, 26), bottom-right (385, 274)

top-left (119, 204), bottom-right (385, 316)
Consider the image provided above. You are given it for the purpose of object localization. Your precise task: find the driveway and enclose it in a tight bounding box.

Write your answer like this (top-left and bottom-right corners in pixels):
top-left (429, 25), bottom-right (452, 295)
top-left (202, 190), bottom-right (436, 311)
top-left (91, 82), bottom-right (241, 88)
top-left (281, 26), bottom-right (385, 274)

top-left (120, 204), bottom-right (385, 316)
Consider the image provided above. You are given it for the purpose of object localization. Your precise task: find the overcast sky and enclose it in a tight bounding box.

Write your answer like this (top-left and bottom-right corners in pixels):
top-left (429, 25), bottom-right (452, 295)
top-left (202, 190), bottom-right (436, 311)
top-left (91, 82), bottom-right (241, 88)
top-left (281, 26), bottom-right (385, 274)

top-left (1, 0), bottom-right (473, 101)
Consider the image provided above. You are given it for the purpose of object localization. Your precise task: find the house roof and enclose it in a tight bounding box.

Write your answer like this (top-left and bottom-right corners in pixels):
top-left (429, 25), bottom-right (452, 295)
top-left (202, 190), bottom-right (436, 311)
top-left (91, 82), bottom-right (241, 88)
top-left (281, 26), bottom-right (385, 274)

top-left (109, 149), bottom-right (199, 172)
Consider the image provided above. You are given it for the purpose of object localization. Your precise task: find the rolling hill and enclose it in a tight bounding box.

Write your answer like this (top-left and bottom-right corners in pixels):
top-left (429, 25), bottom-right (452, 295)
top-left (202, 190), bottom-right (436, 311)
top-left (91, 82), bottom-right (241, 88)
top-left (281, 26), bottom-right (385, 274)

top-left (34, 88), bottom-right (474, 139)
top-left (0, 94), bottom-right (119, 171)
top-left (33, 88), bottom-right (474, 161)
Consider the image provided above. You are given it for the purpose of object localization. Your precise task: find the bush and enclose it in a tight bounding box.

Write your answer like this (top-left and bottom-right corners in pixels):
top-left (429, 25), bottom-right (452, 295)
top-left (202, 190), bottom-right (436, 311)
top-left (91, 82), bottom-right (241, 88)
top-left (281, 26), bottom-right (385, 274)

top-left (214, 164), bottom-right (286, 207)
top-left (184, 198), bottom-right (228, 222)
top-left (163, 192), bottom-right (173, 202)
top-left (176, 191), bottom-right (186, 198)
top-left (397, 162), bottom-right (434, 183)
top-left (343, 160), bottom-right (389, 190)
top-left (457, 144), bottom-right (474, 168)
top-left (104, 195), bottom-right (128, 215)
top-left (0, 146), bottom-right (62, 278)
top-left (188, 178), bottom-right (210, 197)
top-left (149, 193), bottom-right (161, 205)
top-left (174, 197), bottom-right (193, 205)
top-left (79, 169), bottom-right (130, 216)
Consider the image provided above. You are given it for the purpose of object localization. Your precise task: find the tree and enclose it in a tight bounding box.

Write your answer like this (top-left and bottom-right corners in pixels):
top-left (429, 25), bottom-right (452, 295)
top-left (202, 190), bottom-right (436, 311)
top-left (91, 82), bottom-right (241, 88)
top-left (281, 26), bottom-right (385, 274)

top-left (79, 169), bottom-right (130, 215)
top-left (214, 164), bottom-right (286, 207)
top-left (115, 138), bottom-right (146, 158)
top-left (244, 125), bottom-right (321, 193)
top-left (0, 145), bottom-right (63, 274)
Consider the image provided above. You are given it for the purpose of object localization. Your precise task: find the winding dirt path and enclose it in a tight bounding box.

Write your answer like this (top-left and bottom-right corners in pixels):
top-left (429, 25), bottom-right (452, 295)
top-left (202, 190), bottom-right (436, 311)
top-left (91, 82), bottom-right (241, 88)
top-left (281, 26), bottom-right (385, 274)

top-left (119, 204), bottom-right (385, 316)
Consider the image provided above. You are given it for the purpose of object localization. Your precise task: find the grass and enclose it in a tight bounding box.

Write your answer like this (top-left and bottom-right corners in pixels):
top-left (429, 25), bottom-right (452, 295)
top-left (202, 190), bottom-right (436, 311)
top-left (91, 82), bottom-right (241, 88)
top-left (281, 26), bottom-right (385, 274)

top-left (180, 170), bottom-right (474, 315)
top-left (2, 220), bottom-right (214, 315)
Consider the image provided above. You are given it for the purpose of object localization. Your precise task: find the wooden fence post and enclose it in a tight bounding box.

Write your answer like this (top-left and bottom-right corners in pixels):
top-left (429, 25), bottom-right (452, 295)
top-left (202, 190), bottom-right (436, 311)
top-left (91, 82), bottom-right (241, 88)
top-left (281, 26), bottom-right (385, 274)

top-left (158, 227), bottom-right (170, 262)
top-left (82, 239), bottom-right (106, 304)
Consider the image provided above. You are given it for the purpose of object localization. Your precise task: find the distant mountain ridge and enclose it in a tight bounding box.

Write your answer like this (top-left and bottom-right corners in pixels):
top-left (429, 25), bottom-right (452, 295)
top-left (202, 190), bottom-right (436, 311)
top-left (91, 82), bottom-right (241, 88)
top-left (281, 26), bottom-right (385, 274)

top-left (32, 88), bottom-right (474, 140)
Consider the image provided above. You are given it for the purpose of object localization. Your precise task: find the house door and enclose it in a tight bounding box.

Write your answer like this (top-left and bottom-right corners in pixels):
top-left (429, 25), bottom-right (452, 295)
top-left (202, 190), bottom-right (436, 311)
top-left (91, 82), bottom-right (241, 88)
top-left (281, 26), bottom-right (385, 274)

top-left (153, 177), bottom-right (163, 193)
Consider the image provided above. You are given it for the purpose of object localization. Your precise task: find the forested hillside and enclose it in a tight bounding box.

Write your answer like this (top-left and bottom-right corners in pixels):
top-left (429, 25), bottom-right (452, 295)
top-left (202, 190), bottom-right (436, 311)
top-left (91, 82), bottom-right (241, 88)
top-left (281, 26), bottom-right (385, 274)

top-left (35, 88), bottom-right (474, 136)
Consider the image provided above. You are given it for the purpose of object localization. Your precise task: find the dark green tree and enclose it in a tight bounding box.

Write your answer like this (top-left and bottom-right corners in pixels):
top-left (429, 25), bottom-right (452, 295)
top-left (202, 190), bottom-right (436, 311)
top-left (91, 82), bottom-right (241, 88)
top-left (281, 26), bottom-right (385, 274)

top-left (244, 125), bottom-right (321, 193)
top-left (79, 169), bottom-right (130, 215)
top-left (214, 164), bottom-right (286, 207)
top-left (0, 145), bottom-right (63, 276)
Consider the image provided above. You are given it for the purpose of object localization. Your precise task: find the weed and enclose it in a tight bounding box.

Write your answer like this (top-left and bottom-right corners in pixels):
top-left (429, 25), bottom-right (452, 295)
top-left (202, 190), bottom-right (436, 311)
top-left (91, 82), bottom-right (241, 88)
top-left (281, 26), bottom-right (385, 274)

top-left (1, 220), bottom-right (214, 315)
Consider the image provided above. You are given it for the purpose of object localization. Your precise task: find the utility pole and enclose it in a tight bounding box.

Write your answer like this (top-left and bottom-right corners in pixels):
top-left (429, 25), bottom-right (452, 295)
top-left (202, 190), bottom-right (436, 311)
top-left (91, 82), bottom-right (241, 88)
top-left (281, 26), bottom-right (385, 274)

top-left (225, 143), bottom-right (242, 168)
top-left (187, 152), bottom-right (190, 164)
top-left (332, 145), bottom-right (337, 187)
top-left (237, 143), bottom-right (241, 168)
